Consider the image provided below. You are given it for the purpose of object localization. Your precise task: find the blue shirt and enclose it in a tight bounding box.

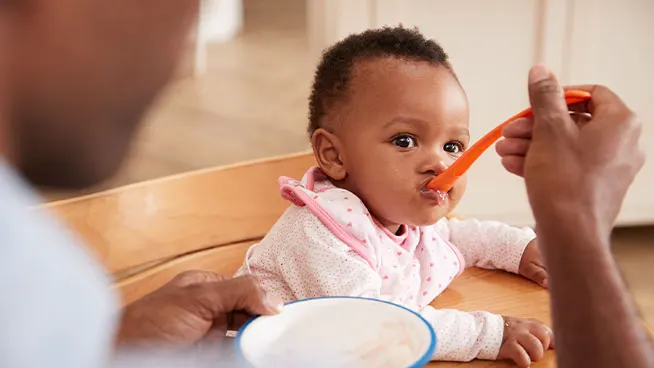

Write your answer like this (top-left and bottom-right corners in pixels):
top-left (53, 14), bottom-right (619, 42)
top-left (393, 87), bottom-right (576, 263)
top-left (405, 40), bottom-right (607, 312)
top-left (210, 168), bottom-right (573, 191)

top-left (0, 163), bottom-right (117, 367)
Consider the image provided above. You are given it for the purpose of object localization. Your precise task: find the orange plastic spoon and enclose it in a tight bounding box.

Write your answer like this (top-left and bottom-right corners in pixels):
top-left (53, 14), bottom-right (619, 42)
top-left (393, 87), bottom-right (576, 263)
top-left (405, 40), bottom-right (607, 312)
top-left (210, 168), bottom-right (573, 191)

top-left (426, 90), bottom-right (591, 193)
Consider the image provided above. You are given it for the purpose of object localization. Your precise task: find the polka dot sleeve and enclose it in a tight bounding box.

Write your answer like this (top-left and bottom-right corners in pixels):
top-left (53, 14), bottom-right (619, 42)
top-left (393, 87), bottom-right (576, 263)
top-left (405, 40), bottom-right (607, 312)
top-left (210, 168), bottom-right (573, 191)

top-left (434, 217), bottom-right (536, 274)
top-left (421, 306), bottom-right (504, 361)
top-left (253, 206), bottom-right (384, 302)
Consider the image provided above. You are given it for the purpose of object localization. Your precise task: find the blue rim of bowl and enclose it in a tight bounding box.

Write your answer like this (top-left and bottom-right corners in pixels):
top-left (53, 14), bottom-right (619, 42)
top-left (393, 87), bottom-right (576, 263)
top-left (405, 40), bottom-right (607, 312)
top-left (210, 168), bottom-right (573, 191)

top-left (234, 296), bottom-right (436, 368)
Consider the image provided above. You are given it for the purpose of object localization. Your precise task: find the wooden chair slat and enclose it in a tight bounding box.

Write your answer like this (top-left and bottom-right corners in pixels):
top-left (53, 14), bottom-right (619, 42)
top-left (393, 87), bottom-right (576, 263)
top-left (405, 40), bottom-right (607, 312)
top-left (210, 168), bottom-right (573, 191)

top-left (116, 240), bottom-right (255, 305)
top-left (44, 152), bottom-right (314, 274)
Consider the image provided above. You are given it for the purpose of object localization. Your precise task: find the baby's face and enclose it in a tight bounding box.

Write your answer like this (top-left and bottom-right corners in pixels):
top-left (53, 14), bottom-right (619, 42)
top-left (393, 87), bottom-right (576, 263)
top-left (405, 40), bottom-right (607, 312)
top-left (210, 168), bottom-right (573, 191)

top-left (335, 57), bottom-right (469, 231)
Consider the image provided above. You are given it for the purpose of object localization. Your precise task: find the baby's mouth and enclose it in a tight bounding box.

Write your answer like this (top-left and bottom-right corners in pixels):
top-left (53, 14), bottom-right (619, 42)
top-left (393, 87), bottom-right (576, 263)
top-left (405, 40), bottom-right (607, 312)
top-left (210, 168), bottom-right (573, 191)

top-left (419, 177), bottom-right (450, 205)
top-left (420, 187), bottom-right (449, 204)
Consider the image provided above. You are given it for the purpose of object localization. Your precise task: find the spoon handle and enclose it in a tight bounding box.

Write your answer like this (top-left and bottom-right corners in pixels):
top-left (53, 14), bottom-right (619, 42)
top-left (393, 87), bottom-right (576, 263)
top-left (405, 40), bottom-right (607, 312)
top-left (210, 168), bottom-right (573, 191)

top-left (427, 90), bottom-right (592, 192)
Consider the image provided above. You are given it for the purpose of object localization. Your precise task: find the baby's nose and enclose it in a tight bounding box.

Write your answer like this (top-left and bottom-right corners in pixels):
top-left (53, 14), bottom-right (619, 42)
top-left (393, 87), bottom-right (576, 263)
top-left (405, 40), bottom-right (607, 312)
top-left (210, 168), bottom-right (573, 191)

top-left (426, 159), bottom-right (449, 176)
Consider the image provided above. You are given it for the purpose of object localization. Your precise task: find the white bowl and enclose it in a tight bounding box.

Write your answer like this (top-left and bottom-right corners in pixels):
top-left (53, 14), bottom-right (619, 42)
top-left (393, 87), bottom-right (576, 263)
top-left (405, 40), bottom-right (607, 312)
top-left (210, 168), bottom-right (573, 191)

top-left (235, 296), bottom-right (436, 368)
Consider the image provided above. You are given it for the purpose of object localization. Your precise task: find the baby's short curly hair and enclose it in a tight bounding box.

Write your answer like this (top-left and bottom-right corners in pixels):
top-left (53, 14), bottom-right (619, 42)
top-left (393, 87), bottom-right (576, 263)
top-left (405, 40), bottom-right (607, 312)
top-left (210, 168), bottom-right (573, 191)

top-left (307, 26), bottom-right (454, 136)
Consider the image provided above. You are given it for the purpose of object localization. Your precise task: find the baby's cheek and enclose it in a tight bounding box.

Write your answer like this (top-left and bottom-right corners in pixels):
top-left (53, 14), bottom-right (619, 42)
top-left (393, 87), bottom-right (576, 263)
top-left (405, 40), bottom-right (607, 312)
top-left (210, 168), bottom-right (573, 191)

top-left (449, 175), bottom-right (467, 207)
top-left (366, 187), bottom-right (409, 222)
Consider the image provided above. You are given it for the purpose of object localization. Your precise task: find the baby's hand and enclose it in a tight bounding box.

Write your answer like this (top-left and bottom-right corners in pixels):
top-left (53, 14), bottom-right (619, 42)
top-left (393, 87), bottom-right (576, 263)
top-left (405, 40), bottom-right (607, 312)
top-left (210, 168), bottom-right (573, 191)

top-left (518, 240), bottom-right (548, 288)
top-left (498, 316), bottom-right (554, 367)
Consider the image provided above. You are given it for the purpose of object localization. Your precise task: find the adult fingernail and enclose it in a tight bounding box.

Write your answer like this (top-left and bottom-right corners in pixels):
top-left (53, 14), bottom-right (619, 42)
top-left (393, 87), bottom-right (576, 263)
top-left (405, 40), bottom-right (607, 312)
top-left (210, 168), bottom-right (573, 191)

top-left (529, 64), bottom-right (550, 84)
top-left (265, 294), bottom-right (284, 313)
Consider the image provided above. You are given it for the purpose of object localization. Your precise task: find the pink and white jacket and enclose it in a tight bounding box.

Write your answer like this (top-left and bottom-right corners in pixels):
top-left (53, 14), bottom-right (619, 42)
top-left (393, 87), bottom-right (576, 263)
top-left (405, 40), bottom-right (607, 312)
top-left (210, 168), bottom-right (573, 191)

top-left (234, 167), bottom-right (536, 362)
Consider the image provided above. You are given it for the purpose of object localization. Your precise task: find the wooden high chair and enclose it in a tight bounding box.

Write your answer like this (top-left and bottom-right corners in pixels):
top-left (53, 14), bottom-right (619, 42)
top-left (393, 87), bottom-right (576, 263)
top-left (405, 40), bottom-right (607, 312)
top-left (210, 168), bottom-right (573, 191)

top-left (42, 151), bottom-right (652, 368)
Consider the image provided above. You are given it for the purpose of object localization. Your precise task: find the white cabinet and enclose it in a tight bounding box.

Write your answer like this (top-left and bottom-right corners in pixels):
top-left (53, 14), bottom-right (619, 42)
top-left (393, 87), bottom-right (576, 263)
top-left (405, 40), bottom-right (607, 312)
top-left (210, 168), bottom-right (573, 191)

top-left (307, 0), bottom-right (654, 226)
top-left (566, 0), bottom-right (654, 226)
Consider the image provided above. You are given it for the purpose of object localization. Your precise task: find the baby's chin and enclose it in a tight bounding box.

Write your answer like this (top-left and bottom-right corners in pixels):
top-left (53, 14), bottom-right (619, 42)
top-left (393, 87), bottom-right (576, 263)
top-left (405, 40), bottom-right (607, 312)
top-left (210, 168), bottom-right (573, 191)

top-left (405, 209), bottom-right (451, 227)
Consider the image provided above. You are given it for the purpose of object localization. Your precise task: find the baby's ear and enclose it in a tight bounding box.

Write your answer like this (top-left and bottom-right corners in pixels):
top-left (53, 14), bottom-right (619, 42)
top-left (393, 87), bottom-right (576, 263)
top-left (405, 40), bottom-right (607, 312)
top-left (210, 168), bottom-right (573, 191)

top-left (311, 128), bottom-right (346, 181)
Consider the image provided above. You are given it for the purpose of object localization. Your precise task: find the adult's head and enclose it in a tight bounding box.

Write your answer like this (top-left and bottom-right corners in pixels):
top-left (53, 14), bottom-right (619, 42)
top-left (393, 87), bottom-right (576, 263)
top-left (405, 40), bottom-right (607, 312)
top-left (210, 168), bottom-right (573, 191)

top-left (0, 0), bottom-right (199, 188)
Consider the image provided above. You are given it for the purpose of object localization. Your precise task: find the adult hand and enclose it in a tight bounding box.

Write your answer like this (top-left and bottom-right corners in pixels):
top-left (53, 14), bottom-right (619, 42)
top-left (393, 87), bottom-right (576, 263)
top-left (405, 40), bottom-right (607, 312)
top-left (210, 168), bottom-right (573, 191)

top-left (496, 65), bottom-right (645, 237)
top-left (116, 271), bottom-right (283, 347)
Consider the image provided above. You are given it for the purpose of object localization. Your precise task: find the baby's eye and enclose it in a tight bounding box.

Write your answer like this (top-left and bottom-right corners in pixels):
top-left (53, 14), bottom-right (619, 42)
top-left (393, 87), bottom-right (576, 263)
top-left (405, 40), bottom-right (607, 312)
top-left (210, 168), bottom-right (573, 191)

top-left (392, 135), bottom-right (417, 149)
top-left (444, 141), bottom-right (464, 154)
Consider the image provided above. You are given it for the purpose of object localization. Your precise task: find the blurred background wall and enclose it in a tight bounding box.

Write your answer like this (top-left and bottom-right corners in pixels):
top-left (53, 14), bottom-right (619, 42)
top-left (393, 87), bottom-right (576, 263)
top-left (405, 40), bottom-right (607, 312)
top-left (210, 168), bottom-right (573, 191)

top-left (42, 0), bottom-right (654, 327)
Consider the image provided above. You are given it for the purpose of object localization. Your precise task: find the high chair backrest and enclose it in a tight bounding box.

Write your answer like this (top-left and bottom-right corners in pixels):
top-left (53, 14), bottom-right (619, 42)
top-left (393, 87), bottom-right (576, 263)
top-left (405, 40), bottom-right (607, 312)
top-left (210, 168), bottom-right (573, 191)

top-left (41, 152), bottom-right (316, 305)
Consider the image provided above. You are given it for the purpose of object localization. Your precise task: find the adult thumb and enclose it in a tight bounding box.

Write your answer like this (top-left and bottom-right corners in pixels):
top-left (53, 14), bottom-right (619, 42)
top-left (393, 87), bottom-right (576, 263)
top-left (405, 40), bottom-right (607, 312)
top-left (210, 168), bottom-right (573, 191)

top-left (528, 65), bottom-right (572, 133)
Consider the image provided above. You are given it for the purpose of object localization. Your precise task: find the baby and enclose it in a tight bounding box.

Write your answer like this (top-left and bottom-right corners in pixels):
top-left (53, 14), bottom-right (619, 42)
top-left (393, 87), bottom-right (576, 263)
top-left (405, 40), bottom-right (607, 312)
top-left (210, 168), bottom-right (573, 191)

top-left (235, 26), bottom-right (552, 366)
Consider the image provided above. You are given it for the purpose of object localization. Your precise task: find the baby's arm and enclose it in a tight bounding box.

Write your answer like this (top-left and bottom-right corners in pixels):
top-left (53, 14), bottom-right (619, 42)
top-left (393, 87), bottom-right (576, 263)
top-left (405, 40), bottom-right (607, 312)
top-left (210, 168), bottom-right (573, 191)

top-left (421, 306), bottom-right (504, 361)
top-left (240, 206), bottom-right (385, 301)
top-left (434, 217), bottom-right (536, 273)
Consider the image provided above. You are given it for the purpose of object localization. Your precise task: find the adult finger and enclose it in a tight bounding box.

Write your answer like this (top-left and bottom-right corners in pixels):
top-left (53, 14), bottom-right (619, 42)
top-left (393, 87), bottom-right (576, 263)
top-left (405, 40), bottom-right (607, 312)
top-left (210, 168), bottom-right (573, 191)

top-left (205, 311), bottom-right (255, 341)
top-left (501, 156), bottom-right (525, 177)
top-left (171, 270), bottom-right (228, 287)
top-left (567, 101), bottom-right (592, 115)
top-left (201, 325), bottom-right (230, 343)
top-left (519, 333), bottom-right (546, 362)
top-left (196, 275), bottom-right (283, 318)
top-left (564, 84), bottom-right (630, 118)
top-left (563, 84), bottom-right (598, 94)
top-left (569, 112), bottom-right (592, 127)
top-left (496, 138), bottom-right (530, 157)
top-left (229, 311), bottom-right (257, 330)
top-left (563, 85), bottom-right (596, 115)
top-left (502, 117), bottom-right (534, 139)
top-left (528, 65), bottom-right (574, 134)
top-left (205, 311), bottom-right (265, 341)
